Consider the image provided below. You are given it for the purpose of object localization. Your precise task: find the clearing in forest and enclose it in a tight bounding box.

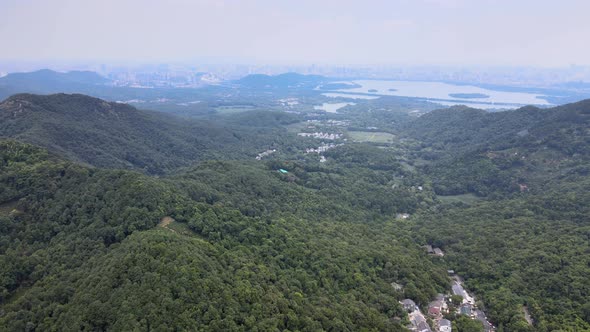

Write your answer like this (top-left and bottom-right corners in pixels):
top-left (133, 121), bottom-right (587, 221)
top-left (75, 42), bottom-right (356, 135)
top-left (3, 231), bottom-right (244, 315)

top-left (348, 131), bottom-right (396, 143)
top-left (158, 216), bottom-right (175, 228)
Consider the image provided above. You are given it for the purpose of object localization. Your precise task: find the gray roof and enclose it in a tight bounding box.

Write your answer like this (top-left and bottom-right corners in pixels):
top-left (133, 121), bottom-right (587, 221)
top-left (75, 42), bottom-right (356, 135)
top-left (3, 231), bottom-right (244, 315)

top-left (452, 284), bottom-right (466, 297)
top-left (402, 299), bottom-right (416, 306)
top-left (417, 321), bottom-right (432, 332)
top-left (439, 319), bottom-right (451, 327)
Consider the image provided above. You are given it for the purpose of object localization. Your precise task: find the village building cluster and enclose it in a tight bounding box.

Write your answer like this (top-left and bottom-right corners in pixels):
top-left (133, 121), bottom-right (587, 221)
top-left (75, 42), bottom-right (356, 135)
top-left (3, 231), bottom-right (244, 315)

top-left (297, 132), bottom-right (342, 140)
top-left (255, 149), bottom-right (276, 160)
top-left (277, 97), bottom-right (299, 107)
top-left (305, 119), bottom-right (350, 128)
top-left (402, 297), bottom-right (451, 332)
top-left (305, 143), bottom-right (342, 154)
top-left (400, 269), bottom-right (496, 332)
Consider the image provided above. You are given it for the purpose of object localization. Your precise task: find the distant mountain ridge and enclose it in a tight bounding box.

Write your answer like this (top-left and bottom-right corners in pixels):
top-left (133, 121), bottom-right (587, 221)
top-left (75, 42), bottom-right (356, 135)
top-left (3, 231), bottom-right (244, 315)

top-left (0, 69), bottom-right (111, 100)
top-left (0, 69), bottom-right (109, 85)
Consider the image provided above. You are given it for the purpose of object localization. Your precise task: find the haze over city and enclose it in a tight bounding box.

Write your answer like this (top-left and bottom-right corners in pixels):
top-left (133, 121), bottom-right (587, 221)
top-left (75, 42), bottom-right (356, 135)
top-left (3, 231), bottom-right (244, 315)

top-left (1, 0), bottom-right (590, 67)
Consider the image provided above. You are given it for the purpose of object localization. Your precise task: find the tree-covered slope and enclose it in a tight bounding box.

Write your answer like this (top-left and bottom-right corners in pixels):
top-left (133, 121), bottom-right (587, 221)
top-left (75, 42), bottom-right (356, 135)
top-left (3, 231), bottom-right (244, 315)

top-left (413, 187), bottom-right (590, 331)
top-left (405, 100), bottom-right (590, 154)
top-left (403, 105), bottom-right (541, 151)
top-left (0, 93), bottom-right (267, 174)
top-left (0, 140), bottom-right (450, 331)
top-left (404, 100), bottom-right (590, 196)
top-left (2, 88), bottom-right (589, 332)
top-left (168, 143), bottom-right (435, 223)
top-left (403, 100), bottom-right (590, 331)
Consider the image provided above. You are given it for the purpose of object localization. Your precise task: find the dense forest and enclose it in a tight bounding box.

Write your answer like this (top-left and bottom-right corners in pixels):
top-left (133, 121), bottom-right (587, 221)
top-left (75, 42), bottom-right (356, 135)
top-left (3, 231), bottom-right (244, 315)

top-left (413, 195), bottom-right (590, 331)
top-left (404, 100), bottom-right (590, 331)
top-left (0, 93), bottom-right (310, 174)
top-left (0, 140), bottom-right (450, 331)
top-left (0, 91), bottom-right (589, 331)
top-left (403, 101), bottom-right (590, 196)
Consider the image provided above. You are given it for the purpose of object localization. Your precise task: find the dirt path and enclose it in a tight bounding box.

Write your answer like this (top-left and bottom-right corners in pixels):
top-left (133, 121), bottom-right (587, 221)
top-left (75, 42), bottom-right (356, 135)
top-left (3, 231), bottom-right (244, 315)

top-left (158, 216), bottom-right (176, 232)
top-left (523, 306), bottom-right (533, 325)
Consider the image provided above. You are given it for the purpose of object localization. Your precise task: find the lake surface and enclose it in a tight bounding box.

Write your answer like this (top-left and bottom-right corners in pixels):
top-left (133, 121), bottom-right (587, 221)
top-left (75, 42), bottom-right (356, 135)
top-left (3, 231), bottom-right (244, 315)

top-left (334, 80), bottom-right (551, 109)
top-left (314, 102), bottom-right (355, 113)
top-left (322, 93), bottom-right (379, 100)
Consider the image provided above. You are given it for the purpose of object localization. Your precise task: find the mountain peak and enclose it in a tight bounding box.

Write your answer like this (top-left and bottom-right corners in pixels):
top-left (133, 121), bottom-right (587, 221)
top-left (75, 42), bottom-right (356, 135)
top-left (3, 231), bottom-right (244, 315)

top-left (1, 93), bottom-right (136, 118)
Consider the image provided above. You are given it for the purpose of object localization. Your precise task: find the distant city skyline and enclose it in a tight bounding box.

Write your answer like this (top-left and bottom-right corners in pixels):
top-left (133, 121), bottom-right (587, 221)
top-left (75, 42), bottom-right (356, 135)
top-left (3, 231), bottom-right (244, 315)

top-left (1, 0), bottom-right (590, 67)
top-left (3, 62), bottom-right (590, 89)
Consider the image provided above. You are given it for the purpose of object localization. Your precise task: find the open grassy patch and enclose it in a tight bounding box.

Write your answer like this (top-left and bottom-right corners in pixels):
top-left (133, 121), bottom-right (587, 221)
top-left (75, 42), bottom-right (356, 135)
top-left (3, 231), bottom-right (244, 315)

top-left (347, 131), bottom-right (396, 143)
top-left (166, 221), bottom-right (194, 236)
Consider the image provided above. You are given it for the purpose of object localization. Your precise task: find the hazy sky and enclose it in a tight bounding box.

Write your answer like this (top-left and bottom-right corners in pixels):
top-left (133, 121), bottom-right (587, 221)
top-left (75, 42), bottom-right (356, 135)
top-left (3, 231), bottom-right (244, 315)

top-left (1, 0), bottom-right (589, 66)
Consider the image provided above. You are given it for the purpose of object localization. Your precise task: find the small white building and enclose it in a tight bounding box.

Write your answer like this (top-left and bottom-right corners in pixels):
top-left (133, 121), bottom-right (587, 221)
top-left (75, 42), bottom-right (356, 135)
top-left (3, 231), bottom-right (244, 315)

top-left (439, 319), bottom-right (452, 332)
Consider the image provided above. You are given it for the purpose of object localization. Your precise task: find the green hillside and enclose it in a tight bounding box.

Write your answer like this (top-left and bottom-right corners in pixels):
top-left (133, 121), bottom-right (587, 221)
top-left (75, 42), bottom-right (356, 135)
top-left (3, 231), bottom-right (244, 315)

top-left (0, 92), bottom-right (589, 331)
top-left (404, 101), bottom-right (590, 196)
top-left (403, 101), bottom-right (590, 331)
top-left (0, 140), bottom-right (449, 331)
top-left (0, 93), bottom-right (293, 174)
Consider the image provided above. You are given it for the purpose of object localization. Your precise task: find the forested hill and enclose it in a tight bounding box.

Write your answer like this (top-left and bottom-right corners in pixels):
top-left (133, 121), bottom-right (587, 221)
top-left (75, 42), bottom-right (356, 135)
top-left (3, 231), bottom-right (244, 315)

top-left (0, 93), bottom-right (267, 174)
top-left (403, 100), bottom-right (590, 196)
top-left (1, 88), bottom-right (588, 331)
top-left (0, 140), bottom-right (449, 331)
top-left (401, 100), bottom-right (590, 331)
top-left (404, 100), bottom-right (590, 153)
